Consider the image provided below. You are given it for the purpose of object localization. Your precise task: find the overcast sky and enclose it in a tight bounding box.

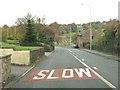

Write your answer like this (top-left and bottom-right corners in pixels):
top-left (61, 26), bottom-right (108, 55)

top-left (0, 0), bottom-right (119, 26)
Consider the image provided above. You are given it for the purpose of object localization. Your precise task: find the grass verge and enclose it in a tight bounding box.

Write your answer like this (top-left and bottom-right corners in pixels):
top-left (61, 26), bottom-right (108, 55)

top-left (0, 42), bottom-right (41, 50)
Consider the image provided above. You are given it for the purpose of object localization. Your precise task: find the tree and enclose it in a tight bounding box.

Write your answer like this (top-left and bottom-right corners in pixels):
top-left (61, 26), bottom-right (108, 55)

top-left (103, 19), bottom-right (118, 44)
top-left (15, 13), bottom-right (36, 25)
top-left (64, 24), bottom-right (70, 33)
top-left (71, 23), bottom-right (77, 32)
top-left (92, 19), bottom-right (118, 53)
top-left (72, 33), bottom-right (77, 43)
top-left (1, 25), bottom-right (9, 42)
top-left (38, 26), bottom-right (55, 44)
top-left (0, 28), bottom-right (2, 42)
top-left (55, 34), bottom-right (61, 43)
top-left (20, 19), bottom-right (37, 46)
top-left (49, 22), bottom-right (61, 35)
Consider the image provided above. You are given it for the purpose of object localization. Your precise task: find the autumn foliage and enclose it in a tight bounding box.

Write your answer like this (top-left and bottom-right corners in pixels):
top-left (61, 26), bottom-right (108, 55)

top-left (92, 19), bottom-right (119, 55)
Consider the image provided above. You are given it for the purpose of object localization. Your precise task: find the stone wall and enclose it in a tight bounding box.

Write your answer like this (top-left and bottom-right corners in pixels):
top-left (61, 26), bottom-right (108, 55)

top-left (0, 54), bottom-right (11, 86)
top-left (12, 50), bottom-right (30, 65)
top-left (0, 47), bottom-right (44, 65)
top-left (30, 48), bottom-right (44, 64)
top-left (0, 49), bottom-right (30, 65)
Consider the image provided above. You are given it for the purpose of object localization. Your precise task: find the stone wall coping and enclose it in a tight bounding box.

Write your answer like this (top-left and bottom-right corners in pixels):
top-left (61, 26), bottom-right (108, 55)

top-left (30, 47), bottom-right (44, 51)
top-left (0, 54), bottom-right (12, 59)
top-left (1, 47), bottom-right (44, 51)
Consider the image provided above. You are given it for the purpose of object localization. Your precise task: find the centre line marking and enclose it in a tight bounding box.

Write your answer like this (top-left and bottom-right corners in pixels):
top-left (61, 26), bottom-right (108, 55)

top-left (68, 49), bottom-right (72, 53)
top-left (68, 50), bottom-right (116, 88)
top-left (93, 67), bottom-right (98, 70)
top-left (82, 59), bottom-right (85, 61)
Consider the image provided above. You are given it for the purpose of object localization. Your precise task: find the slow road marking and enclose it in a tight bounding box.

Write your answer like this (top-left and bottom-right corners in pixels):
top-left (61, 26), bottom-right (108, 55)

top-left (26, 68), bottom-right (99, 82)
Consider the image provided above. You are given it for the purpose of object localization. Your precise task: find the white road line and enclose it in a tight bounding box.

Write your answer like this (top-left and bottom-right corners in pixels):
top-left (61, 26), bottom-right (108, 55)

top-left (68, 50), bottom-right (116, 88)
top-left (81, 59), bottom-right (85, 61)
top-left (93, 67), bottom-right (98, 70)
top-left (21, 65), bottom-right (35, 77)
top-left (45, 51), bottom-right (53, 56)
top-left (68, 49), bottom-right (72, 53)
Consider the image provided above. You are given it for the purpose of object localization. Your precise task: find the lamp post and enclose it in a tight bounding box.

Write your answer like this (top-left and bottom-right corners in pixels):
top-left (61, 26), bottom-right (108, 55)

top-left (81, 4), bottom-right (93, 50)
top-left (70, 25), bottom-right (71, 45)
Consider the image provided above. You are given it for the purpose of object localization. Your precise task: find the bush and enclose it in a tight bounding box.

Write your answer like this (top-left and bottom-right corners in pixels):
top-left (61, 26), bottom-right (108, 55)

top-left (8, 37), bottom-right (14, 40)
top-left (44, 44), bottom-right (52, 52)
top-left (20, 42), bottom-right (40, 46)
top-left (83, 42), bottom-right (90, 49)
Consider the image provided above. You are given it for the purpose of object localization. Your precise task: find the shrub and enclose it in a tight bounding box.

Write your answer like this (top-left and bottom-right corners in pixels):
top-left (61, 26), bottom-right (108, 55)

top-left (44, 44), bottom-right (52, 52)
top-left (83, 42), bottom-right (90, 49)
top-left (8, 37), bottom-right (14, 40)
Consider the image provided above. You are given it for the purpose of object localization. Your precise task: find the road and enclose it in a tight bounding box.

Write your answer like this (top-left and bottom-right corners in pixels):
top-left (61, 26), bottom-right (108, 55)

top-left (9, 47), bottom-right (118, 89)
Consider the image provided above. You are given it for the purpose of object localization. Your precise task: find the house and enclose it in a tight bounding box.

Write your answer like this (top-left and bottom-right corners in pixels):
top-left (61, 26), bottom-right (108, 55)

top-left (77, 29), bottom-right (102, 48)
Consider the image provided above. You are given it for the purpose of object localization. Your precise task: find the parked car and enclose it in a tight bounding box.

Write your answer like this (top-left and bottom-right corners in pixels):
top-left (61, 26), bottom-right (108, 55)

top-left (72, 44), bottom-right (79, 48)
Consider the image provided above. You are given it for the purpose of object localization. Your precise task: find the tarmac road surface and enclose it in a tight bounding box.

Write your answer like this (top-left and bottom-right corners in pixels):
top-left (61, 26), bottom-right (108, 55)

top-left (8, 47), bottom-right (118, 89)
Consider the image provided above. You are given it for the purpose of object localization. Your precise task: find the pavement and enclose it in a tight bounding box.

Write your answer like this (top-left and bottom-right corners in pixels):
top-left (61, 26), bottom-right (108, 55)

top-left (82, 49), bottom-right (120, 61)
top-left (3, 64), bottom-right (32, 88)
top-left (3, 49), bottom-right (119, 88)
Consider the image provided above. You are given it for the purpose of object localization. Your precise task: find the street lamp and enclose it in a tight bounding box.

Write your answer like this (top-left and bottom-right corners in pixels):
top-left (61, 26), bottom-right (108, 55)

top-left (81, 4), bottom-right (93, 50)
top-left (70, 25), bottom-right (72, 45)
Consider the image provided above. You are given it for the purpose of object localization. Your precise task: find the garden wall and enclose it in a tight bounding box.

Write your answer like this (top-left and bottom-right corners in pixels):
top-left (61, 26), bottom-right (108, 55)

top-left (0, 47), bottom-right (44, 65)
top-left (30, 48), bottom-right (44, 64)
top-left (0, 54), bottom-right (11, 86)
